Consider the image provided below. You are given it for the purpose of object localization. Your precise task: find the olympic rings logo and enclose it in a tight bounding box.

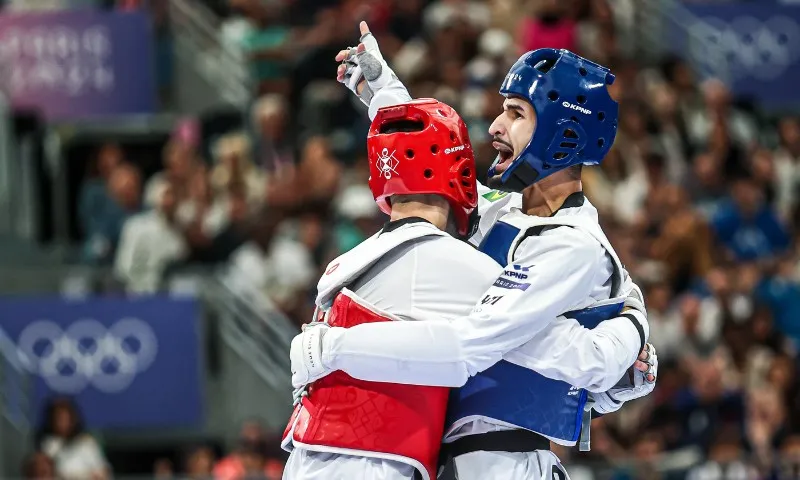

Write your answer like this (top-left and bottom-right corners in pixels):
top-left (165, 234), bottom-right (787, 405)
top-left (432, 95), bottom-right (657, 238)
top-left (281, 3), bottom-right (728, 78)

top-left (687, 15), bottom-right (800, 81)
top-left (15, 318), bottom-right (158, 394)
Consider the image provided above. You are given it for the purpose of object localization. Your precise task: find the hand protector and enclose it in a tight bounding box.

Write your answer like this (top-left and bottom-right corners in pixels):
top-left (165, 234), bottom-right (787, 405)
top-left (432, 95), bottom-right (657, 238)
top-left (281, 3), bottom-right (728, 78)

top-left (590, 343), bottom-right (658, 414)
top-left (336, 22), bottom-right (406, 113)
top-left (289, 322), bottom-right (332, 389)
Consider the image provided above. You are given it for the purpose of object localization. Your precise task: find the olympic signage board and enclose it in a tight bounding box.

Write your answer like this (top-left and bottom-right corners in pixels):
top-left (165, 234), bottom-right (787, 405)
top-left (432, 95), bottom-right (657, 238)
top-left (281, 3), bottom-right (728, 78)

top-left (0, 296), bottom-right (202, 429)
top-left (673, 3), bottom-right (800, 109)
top-left (0, 10), bottom-right (156, 120)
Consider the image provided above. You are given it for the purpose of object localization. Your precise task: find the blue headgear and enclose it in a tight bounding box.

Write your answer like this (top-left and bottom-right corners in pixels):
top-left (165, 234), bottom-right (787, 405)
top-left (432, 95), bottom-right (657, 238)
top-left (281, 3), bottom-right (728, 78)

top-left (488, 49), bottom-right (619, 192)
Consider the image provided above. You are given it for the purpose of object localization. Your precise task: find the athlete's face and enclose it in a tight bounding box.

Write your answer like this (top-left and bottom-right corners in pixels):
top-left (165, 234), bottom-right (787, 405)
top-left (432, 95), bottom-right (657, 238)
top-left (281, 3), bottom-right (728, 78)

top-left (488, 96), bottom-right (537, 176)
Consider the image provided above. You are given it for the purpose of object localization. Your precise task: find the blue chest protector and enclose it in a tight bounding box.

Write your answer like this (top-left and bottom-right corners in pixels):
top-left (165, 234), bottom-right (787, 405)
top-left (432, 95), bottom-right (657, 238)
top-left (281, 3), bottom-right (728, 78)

top-left (446, 220), bottom-right (622, 444)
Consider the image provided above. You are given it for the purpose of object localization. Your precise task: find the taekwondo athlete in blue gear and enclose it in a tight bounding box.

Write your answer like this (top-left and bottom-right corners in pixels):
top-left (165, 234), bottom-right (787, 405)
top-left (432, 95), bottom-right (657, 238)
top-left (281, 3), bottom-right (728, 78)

top-left (293, 27), bottom-right (657, 480)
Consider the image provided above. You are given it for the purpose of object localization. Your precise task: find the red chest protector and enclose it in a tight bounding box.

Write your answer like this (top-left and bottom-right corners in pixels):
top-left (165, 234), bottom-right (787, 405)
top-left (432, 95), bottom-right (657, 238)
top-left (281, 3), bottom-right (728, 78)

top-left (281, 289), bottom-right (449, 480)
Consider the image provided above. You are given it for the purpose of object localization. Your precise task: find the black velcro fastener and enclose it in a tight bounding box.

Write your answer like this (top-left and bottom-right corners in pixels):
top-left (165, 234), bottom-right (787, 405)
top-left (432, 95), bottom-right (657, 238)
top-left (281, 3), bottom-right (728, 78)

top-left (621, 312), bottom-right (645, 353)
top-left (442, 430), bottom-right (550, 458)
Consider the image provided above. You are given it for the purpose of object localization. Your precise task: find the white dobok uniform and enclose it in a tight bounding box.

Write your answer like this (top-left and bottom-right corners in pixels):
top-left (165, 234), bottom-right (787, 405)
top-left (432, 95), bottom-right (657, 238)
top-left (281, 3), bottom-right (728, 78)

top-left (284, 217), bottom-right (501, 480)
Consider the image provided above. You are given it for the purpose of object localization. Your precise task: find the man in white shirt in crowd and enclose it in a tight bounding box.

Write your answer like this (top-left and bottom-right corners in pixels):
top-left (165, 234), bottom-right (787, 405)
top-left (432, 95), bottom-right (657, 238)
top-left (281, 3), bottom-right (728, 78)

top-left (114, 181), bottom-right (187, 294)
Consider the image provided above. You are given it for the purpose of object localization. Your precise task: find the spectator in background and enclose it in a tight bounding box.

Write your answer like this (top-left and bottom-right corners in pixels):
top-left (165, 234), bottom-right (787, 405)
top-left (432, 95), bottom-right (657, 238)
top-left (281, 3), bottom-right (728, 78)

top-left (686, 429), bottom-right (758, 480)
top-left (79, 142), bottom-right (123, 242)
top-left (687, 79), bottom-right (758, 152)
top-left (773, 116), bottom-right (800, 220)
top-left (671, 357), bottom-right (745, 451)
top-left (144, 123), bottom-right (201, 208)
top-left (649, 82), bottom-right (690, 184)
top-left (332, 183), bottom-right (381, 253)
top-left (35, 398), bottom-right (109, 480)
top-left (183, 444), bottom-right (216, 479)
top-left (711, 172), bottom-right (790, 262)
top-left (82, 162), bottom-right (142, 264)
top-left (178, 166), bottom-right (231, 249)
top-left (221, 0), bottom-right (292, 96)
top-left (422, 0), bottom-right (490, 38)
top-left (296, 136), bottom-right (341, 204)
top-left (756, 257), bottom-right (800, 347)
top-left (114, 180), bottom-right (187, 293)
top-left (210, 132), bottom-right (266, 212)
top-left (687, 151), bottom-right (730, 220)
top-left (153, 458), bottom-right (174, 479)
top-left (251, 94), bottom-right (293, 170)
top-left (21, 451), bottom-right (57, 480)
top-left (213, 421), bottom-right (283, 480)
top-left (775, 435), bottom-right (800, 480)
top-left (517, 0), bottom-right (576, 54)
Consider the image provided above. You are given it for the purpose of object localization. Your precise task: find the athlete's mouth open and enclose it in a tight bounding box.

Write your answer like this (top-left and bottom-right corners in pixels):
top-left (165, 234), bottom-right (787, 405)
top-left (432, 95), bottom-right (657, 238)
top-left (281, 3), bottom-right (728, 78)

top-left (492, 141), bottom-right (515, 174)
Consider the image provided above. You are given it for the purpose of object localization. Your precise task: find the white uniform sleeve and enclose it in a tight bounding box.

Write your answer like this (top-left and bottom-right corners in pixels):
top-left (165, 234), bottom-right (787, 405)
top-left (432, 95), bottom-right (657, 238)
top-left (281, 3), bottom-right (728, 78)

top-left (367, 83), bottom-right (412, 121)
top-left (323, 227), bottom-right (608, 387)
top-left (502, 312), bottom-right (646, 392)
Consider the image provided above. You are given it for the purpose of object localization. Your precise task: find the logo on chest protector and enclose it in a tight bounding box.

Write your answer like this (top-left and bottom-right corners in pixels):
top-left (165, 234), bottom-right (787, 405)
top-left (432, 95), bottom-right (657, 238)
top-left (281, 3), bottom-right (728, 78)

top-left (568, 386), bottom-right (580, 396)
top-left (493, 278), bottom-right (530, 291)
top-left (503, 270), bottom-right (528, 279)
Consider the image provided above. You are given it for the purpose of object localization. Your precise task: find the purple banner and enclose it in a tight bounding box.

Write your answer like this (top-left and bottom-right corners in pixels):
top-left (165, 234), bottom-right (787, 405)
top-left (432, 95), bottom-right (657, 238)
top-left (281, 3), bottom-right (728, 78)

top-left (0, 10), bottom-right (156, 120)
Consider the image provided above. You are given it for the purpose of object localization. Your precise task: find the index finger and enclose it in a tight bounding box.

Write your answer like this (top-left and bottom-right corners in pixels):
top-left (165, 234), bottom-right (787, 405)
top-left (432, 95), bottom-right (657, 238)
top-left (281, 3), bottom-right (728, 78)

top-left (359, 20), bottom-right (370, 36)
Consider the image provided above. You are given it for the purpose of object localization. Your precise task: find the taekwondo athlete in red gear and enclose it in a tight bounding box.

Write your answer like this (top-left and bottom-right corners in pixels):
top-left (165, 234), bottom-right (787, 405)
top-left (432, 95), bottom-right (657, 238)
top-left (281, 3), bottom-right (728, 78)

top-left (282, 99), bottom-right (502, 480)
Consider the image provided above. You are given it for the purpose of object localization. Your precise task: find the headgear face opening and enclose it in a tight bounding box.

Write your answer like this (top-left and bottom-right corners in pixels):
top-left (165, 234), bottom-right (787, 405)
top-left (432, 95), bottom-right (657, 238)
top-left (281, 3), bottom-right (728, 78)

top-left (368, 99), bottom-right (479, 238)
top-left (487, 49), bottom-right (619, 192)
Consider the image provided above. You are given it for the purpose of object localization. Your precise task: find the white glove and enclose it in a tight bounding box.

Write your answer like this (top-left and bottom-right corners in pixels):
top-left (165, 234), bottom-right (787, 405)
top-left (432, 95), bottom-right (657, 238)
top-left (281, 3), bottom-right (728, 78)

top-left (590, 343), bottom-right (658, 414)
top-left (335, 21), bottom-right (411, 119)
top-left (290, 322), bottom-right (333, 389)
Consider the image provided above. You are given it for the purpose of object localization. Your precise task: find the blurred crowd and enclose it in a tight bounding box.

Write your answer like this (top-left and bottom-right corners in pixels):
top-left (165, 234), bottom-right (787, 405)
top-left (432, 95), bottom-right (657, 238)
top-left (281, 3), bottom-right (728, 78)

top-left (10, 0), bottom-right (800, 478)
top-left (23, 397), bottom-right (285, 480)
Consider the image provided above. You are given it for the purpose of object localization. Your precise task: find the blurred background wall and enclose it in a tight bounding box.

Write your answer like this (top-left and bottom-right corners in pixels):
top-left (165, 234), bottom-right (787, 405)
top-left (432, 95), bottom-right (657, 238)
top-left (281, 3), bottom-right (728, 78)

top-left (1, 0), bottom-right (800, 479)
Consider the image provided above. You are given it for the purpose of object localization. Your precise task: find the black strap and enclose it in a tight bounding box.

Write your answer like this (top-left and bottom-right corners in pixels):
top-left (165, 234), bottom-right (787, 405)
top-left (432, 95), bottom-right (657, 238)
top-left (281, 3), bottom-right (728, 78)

top-left (621, 312), bottom-right (646, 353)
top-left (443, 430), bottom-right (550, 458)
top-left (381, 216), bottom-right (431, 233)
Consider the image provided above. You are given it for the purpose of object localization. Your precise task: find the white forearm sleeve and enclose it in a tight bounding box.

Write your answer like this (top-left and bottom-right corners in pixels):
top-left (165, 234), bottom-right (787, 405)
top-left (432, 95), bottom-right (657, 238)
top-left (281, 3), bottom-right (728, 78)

top-left (505, 311), bottom-right (646, 393)
top-left (367, 84), bottom-right (412, 121)
top-left (323, 320), bottom-right (469, 387)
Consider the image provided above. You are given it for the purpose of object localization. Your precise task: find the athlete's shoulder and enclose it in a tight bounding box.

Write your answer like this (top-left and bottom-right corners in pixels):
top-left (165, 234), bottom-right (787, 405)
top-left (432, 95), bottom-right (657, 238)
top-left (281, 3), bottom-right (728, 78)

top-left (418, 235), bottom-right (501, 278)
top-left (516, 223), bottom-right (605, 266)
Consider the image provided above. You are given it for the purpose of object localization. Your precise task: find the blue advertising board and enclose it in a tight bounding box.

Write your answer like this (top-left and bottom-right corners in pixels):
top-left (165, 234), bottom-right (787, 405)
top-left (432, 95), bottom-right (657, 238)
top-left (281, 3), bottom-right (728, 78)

top-left (0, 296), bottom-right (202, 429)
top-left (671, 3), bottom-right (800, 109)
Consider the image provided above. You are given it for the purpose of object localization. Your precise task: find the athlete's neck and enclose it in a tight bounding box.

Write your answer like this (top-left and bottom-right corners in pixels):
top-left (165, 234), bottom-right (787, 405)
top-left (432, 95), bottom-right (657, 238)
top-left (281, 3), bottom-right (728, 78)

top-left (390, 195), bottom-right (449, 231)
top-left (521, 173), bottom-right (582, 217)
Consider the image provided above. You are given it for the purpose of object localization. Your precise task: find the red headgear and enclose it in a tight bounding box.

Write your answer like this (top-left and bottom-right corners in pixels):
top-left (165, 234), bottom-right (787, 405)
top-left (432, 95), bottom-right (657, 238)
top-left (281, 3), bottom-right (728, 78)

top-left (367, 99), bottom-right (478, 237)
